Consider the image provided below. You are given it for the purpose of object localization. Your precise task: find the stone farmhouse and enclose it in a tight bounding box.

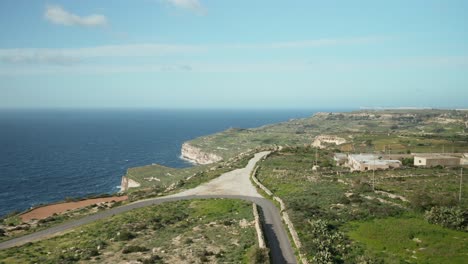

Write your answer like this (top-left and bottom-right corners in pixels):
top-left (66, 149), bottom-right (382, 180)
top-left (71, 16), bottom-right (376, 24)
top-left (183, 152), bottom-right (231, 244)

top-left (334, 153), bottom-right (402, 172)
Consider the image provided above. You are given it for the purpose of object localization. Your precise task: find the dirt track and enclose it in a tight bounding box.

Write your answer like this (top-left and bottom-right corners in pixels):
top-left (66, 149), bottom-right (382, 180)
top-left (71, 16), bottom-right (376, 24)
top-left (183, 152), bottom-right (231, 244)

top-left (20, 196), bottom-right (128, 222)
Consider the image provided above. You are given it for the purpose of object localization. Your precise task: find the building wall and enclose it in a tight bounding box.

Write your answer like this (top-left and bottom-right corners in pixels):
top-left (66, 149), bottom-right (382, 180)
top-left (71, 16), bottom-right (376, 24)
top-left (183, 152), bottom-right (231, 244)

top-left (414, 157), bottom-right (427, 166)
top-left (426, 158), bottom-right (460, 167)
top-left (414, 157), bottom-right (460, 167)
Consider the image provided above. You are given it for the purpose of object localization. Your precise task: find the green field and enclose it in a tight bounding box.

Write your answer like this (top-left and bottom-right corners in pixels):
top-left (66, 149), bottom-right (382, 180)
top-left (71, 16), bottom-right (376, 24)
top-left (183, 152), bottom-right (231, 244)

top-left (0, 199), bottom-right (264, 264)
top-left (347, 217), bottom-right (468, 264)
top-left (255, 146), bottom-right (468, 263)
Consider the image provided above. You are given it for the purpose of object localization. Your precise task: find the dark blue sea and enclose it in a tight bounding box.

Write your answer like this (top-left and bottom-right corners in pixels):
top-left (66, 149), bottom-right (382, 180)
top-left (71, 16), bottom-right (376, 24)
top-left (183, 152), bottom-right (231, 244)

top-left (0, 109), bottom-right (340, 217)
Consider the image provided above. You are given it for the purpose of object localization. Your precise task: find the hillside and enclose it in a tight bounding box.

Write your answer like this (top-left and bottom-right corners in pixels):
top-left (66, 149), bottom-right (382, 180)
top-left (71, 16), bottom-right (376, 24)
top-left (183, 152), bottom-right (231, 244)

top-left (125, 109), bottom-right (468, 190)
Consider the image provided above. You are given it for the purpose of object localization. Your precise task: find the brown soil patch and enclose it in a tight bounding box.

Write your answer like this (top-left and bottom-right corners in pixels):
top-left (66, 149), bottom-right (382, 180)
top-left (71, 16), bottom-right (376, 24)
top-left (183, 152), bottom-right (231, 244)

top-left (20, 196), bottom-right (128, 222)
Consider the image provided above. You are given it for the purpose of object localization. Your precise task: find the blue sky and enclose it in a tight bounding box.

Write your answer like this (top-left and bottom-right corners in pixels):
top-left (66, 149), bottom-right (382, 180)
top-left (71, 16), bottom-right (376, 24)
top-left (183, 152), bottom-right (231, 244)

top-left (1, 0), bottom-right (467, 109)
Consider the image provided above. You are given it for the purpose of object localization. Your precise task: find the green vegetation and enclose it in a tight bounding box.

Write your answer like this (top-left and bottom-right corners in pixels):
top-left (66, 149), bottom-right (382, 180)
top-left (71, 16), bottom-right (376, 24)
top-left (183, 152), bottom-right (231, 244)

top-left (126, 153), bottom-right (254, 200)
top-left (347, 217), bottom-right (468, 263)
top-left (255, 146), bottom-right (468, 263)
top-left (424, 207), bottom-right (467, 231)
top-left (126, 163), bottom-right (206, 189)
top-left (186, 110), bottom-right (468, 160)
top-left (0, 199), bottom-right (260, 264)
top-left (0, 199), bottom-right (126, 243)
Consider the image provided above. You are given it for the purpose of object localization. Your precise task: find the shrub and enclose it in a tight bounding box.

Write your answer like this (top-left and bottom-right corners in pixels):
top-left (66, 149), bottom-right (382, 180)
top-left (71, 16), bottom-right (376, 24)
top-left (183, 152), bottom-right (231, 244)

top-left (306, 219), bottom-right (348, 263)
top-left (116, 230), bottom-right (136, 241)
top-left (355, 182), bottom-right (373, 193)
top-left (246, 247), bottom-right (269, 264)
top-left (122, 245), bottom-right (149, 254)
top-left (409, 191), bottom-right (434, 212)
top-left (142, 255), bottom-right (163, 264)
top-left (401, 158), bottom-right (414, 166)
top-left (222, 220), bottom-right (233, 226)
top-left (425, 206), bottom-right (467, 231)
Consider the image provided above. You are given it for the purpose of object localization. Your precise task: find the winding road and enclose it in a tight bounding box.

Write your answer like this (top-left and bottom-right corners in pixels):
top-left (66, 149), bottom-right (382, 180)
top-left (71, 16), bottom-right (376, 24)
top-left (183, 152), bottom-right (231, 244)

top-left (0, 152), bottom-right (296, 264)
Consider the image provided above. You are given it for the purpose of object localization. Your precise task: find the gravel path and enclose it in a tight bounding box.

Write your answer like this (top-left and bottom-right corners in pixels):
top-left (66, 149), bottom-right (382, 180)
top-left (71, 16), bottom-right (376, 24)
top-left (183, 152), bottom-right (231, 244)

top-left (0, 151), bottom-right (296, 264)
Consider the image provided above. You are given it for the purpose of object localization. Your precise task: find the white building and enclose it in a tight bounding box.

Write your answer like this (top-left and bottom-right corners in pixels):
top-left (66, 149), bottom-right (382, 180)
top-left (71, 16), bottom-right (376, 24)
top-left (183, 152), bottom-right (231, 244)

top-left (462, 154), bottom-right (468, 165)
top-left (348, 154), bottom-right (402, 172)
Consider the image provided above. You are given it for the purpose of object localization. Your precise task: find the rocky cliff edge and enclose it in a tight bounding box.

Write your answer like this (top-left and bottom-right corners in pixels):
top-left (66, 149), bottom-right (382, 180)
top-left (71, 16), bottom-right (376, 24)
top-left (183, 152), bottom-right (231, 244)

top-left (181, 143), bottom-right (222, 165)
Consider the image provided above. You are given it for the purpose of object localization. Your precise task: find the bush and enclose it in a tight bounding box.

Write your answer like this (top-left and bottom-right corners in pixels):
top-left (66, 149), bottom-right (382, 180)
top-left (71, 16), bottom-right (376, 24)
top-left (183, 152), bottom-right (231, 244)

top-left (142, 255), bottom-right (163, 264)
top-left (305, 219), bottom-right (348, 263)
top-left (425, 207), bottom-right (467, 231)
top-left (409, 191), bottom-right (434, 212)
top-left (354, 181), bottom-right (373, 193)
top-left (401, 158), bottom-right (414, 166)
top-left (122, 245), bottom-right (149, 254)
top-left (116, 230), bottom-right (136, 241)
top-left (247, 247), bottom-right (269, 264)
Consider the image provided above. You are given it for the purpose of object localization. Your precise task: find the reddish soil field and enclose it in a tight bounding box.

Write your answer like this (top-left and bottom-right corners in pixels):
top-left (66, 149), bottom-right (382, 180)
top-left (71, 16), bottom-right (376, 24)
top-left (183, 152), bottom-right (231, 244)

top-left (20, 196), bottom-right (128, 222)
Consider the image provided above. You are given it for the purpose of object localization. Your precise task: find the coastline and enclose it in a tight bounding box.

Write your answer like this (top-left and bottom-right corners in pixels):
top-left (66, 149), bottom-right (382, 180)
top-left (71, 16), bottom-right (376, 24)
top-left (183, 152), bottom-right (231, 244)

top-left (180, 142), bottom-right (222, 165)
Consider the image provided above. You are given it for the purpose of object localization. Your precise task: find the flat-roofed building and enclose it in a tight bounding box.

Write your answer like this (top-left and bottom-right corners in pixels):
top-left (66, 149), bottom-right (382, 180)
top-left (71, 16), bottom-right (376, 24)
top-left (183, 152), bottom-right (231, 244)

top-left (348, 154), bottom-right (402, 172)
top-left (414, 154), bottom-right (460, 167)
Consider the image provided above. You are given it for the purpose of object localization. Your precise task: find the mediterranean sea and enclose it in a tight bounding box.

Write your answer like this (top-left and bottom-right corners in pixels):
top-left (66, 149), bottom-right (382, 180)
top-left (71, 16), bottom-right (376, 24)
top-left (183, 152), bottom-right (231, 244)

top-left (0, 109), bottom-right (345, 216)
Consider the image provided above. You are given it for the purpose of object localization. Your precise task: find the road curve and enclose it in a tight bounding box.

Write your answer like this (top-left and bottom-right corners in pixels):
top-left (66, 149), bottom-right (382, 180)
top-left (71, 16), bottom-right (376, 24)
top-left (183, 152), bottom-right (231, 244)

top-left (0, 153), bottom-right (296, 264)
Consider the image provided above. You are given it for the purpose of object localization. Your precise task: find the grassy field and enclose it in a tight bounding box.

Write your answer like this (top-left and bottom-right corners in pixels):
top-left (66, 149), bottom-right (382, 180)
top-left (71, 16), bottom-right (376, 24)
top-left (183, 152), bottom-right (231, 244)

top-left (255, 146), bottom-right (467, 263)
top-left (0, 197), bottom-right (126, 243)
top-left (185, 110), bottom-right (468, 160)
top-left (126, 153), bottom-right (254, 201)
top-left (338, 166), bottom-right (468, 210)
top-left (0, 199), bottom-right (265, 264)
top-left (125, 163), bottom-right (207, 189)
top-left (347, 216), bottom-right (468, 264)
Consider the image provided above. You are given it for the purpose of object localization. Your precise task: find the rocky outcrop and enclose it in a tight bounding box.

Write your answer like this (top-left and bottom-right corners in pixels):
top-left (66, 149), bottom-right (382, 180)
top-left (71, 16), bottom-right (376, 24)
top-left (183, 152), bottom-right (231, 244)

top-left (181, 143), bottom-right (222, 165)
top-left (120, 176), bottom-right (141, 192)
top-left (312, 135), bottom-right (346, 149)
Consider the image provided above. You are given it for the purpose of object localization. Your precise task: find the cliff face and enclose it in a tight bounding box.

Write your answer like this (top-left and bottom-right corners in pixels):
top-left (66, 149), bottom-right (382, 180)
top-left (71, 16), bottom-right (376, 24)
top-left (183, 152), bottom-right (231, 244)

top-left (181, 143), bottom-right (222, 165)
top-left (120, 176), bottom-right (141, 192)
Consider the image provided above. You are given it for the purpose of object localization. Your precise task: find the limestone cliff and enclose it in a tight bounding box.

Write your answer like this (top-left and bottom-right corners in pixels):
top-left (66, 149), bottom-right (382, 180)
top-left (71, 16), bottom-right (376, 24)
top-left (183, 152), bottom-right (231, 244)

top-left (181, 143), bottom-right (222, 165)
top-left (120, 176), bottom-right (141, 192)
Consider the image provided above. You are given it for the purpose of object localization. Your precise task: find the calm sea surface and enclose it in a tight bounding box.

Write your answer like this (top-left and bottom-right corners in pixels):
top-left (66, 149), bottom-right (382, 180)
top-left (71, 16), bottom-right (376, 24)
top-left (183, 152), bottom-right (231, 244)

top-left (0, 109), bottom-right (342, 216)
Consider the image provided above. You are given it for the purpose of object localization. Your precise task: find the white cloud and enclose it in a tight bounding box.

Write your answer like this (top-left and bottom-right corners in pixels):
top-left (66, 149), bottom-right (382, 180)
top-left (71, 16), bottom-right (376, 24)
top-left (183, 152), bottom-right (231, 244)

top-left (0, 37), bottom-right (383, 64)
top-left (0, 44), bottom-right (201, 63)
top-left (1, 52), bottom-right (79, 65)
top-left (165, 0), bottom-right (205, 14)
top-left (44, 5), bottom-right (107, 27)
top-left (229, 36), bottom-right (388, 49)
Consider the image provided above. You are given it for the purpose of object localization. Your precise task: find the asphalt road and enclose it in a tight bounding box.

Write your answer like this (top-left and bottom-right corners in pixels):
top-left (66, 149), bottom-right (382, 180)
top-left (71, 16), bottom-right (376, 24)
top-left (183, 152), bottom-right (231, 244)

top-left (0, 153), bottom-right (297, 264)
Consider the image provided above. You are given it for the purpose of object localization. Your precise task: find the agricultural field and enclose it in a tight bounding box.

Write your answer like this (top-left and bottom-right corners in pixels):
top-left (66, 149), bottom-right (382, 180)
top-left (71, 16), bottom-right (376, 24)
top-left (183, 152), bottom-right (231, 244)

top-left (185, 110), bottom-right (468, 160)
top-left (125, 109), bottom-right (468, 196)
top-left (0, 195), bottom-right (126, 244)
top-left (0, 199), bottom-right (266, 264)
top-left (255, 146), bottom-right (468, 263)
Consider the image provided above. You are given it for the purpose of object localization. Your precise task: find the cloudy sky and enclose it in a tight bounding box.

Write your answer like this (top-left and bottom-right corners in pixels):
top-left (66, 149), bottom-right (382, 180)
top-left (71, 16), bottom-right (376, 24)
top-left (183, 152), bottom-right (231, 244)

top-left (1, 0), bottom-right (467, 109)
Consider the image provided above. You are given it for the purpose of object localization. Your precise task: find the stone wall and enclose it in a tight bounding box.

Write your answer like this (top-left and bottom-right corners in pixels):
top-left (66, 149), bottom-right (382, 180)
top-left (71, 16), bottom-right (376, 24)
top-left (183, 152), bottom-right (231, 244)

top-left (251, 155), bottom-right (309, 264)
top-left (253, 203), bottom-right (266, 249)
